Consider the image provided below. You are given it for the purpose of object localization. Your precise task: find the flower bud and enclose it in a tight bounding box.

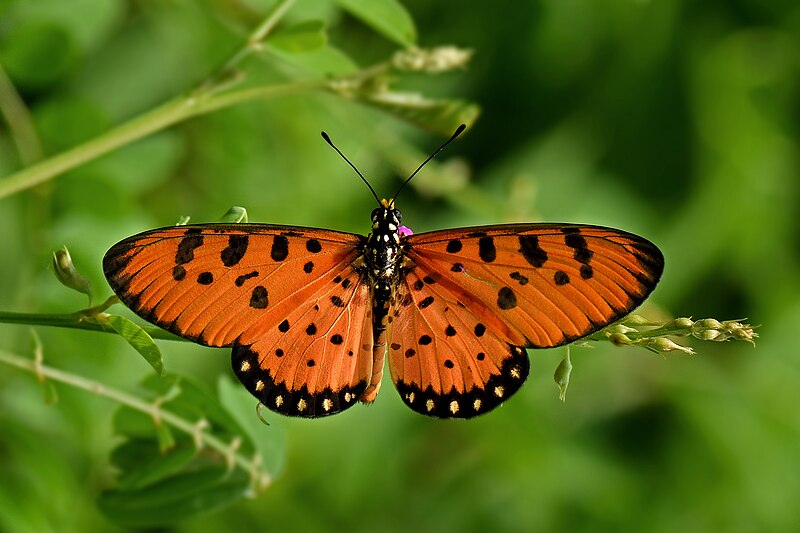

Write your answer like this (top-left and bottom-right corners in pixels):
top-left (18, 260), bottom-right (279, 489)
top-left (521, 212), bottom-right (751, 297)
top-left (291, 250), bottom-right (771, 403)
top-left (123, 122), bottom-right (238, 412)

top-left (553, 352), bottom-right (573, 402)
top-left (392, 47), bottom-right (473, 73)
top-left (608, 332), bottom-right (632, 346)
top-left (668, 317), bottom-right (695, 329)
top-left (693, 318), bottom-right (723, 330)
top-left (646, 338), bottom-right (695, 354)
top-left (52, 246), bottom-right (92, 301)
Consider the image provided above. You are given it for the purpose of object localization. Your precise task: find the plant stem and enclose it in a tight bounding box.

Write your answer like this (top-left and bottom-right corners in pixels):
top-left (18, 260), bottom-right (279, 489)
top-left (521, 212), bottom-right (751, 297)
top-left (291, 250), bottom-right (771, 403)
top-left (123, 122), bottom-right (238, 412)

top-left (0, 309), bottom-right (185, 341)
top-left (0, 348), bottom-right (272, 490)
top-left (0, 77), bottom-right (327, 200)
top-left (206, 0), bottom-right (298, 86)
top-left (0, 0), bottom-right (307, 201)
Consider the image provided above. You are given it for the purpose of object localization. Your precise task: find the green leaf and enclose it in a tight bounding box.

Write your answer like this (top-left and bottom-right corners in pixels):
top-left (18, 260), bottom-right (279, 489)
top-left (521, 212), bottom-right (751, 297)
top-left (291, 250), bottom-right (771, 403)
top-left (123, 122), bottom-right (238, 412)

top-left (114, 375), bottom-right (255, 452)
top-left (267, 44), bottom-right (359, 77)
top-left (266, 20), bottom-right (327, 53)
top-left (218, 376), bottom-right (287, 478)
top-left (102, 315), bottom-right (164, 375)
top-left (0, 21), bottom-right (78, 89)
top-left (359, 92), bottom-right (480, 136)
top-left (110, 439), bottom-right (197, 491)
top-left (98, 466), bottom-right (250, 527)
top-left (337, 0), bottom-right (417, 47)
top-left (105, 375), bottom-right (263, 524)
top-left (219, 206), bottom-right (248, 223)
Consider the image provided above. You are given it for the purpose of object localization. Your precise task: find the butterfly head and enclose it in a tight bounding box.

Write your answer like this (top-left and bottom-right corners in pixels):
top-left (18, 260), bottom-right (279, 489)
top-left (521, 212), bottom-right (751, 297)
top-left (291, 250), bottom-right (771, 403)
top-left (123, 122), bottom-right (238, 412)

top-left (371, 199), bottom-right (403, 232)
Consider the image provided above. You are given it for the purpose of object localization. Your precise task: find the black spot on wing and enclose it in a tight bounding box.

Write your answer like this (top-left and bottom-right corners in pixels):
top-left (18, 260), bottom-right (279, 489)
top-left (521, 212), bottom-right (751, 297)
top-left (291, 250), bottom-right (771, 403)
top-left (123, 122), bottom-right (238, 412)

top-left (478, 236), bottom-right (496, 263)
top-left (497, 287), bottom-right (517, 310)
top-left (172, 265), bottom-right (186, 281)
top-left (175, 231), bottom-right (204, 265)
top-left (250, 286), bottom-right (269, 308)
top-left (446, 239), bottom-right (463, 253)
top-left (518, 235), bottom-right (547, 267)
top-left (271, 235), bottom-right (289, 261)
top-left (235, 270), bottom-right (259, 286)
top-left (509, 271), bottom-right (529, 285)
top-left (563, 229), bottom-right (593, 265)
top-left (306, 239), bottom-right (322, 253)
top-left (419, 296), bottom-right (434, 309)
top-left (221, 234), bottom-right (249, 267)
top-left (554, 270), bottom-right (570, 285)
top-left (197, 272), bottom-right (214, 285)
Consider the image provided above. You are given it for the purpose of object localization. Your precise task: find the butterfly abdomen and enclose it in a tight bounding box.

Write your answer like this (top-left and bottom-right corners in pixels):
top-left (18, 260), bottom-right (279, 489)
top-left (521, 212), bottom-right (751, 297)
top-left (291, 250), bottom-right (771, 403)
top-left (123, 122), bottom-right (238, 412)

top-left (359, 205), bottom-right (407, 403)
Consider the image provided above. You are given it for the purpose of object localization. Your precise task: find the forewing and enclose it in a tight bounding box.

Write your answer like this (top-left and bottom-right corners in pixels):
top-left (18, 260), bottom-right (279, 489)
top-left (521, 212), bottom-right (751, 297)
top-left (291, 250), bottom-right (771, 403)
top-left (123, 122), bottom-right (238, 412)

top-left (405, 224), bottom-right (663, 348)
top-left (103, 224), bottom-right (364, 347)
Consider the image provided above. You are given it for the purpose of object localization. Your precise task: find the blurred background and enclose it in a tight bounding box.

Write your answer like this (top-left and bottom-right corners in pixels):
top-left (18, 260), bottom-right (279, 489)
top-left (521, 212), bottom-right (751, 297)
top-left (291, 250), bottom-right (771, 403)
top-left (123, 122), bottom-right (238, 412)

top-left (1, 0), bottom-right (799, 531)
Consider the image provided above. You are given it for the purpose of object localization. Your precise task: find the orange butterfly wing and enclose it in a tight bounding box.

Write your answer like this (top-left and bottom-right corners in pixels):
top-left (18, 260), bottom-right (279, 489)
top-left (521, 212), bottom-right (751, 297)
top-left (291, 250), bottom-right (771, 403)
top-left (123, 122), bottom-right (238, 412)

top-left (104, 224), bottom-right (373, 417)
top-left (387, 224), bottom-right (663, 418)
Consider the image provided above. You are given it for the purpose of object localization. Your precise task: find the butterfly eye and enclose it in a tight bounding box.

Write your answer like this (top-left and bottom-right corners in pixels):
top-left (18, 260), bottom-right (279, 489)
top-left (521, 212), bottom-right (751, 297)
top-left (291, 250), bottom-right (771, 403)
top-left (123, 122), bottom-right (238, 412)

top-left (370, 208), bottom-right (381, 221)
top-left (393, 210), bottom-right (402, 223)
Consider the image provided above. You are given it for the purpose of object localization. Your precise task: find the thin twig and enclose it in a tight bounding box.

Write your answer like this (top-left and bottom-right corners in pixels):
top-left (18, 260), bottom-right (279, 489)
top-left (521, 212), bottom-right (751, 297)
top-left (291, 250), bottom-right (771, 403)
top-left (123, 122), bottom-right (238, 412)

top-left (0, 62), bottom-right (43, 165)
top-left (0, 348), bottom-right (272, 490)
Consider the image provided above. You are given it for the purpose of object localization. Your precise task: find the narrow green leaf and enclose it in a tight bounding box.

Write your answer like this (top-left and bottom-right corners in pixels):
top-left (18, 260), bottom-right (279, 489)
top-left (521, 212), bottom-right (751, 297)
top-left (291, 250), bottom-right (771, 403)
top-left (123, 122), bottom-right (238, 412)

top-left (266, 20), bottom-right (327, 53)
top-left (219, 206), bottom-right (248, 223)
top-left (111, 439), bottom-right (197, 491)
top-left (337, 0), bottom-right (417, 47)
top-left (154, 422), bottom-right (176, 452)
top-left (103, 314), bottom-right (164, 375)
top-left (30, 329), bottom-right (58, 404)
top-left (98, 466), bottom-right (250, 527)
top-left (359, 92), bottom-right (480, 136)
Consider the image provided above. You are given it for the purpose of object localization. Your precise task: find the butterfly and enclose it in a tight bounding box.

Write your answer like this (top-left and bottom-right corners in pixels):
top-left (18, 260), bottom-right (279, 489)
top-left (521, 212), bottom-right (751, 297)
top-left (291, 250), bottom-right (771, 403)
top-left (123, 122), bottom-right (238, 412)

top-left (103, 125), bottom-right (664, 419)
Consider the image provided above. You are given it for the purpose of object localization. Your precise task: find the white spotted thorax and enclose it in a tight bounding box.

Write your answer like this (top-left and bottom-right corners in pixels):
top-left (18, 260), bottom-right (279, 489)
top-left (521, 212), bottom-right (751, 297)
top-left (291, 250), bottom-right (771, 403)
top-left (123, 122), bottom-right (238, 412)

top-left (365, 201), bottom-right (405, 298)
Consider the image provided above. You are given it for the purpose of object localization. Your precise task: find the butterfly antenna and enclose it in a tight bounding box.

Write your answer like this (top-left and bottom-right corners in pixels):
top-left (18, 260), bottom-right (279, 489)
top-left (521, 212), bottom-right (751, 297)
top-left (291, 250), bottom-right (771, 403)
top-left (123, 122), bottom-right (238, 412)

top-left (391, 123), bottom-right (467, 204)
top-left (321, 131), bottom-right (381, 205)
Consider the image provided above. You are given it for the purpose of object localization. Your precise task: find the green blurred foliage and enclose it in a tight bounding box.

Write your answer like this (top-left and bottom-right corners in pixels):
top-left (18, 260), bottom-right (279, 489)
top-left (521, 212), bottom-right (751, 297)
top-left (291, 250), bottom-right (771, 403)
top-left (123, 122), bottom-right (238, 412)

top-left (1, 0), bottom-right (799, 531)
